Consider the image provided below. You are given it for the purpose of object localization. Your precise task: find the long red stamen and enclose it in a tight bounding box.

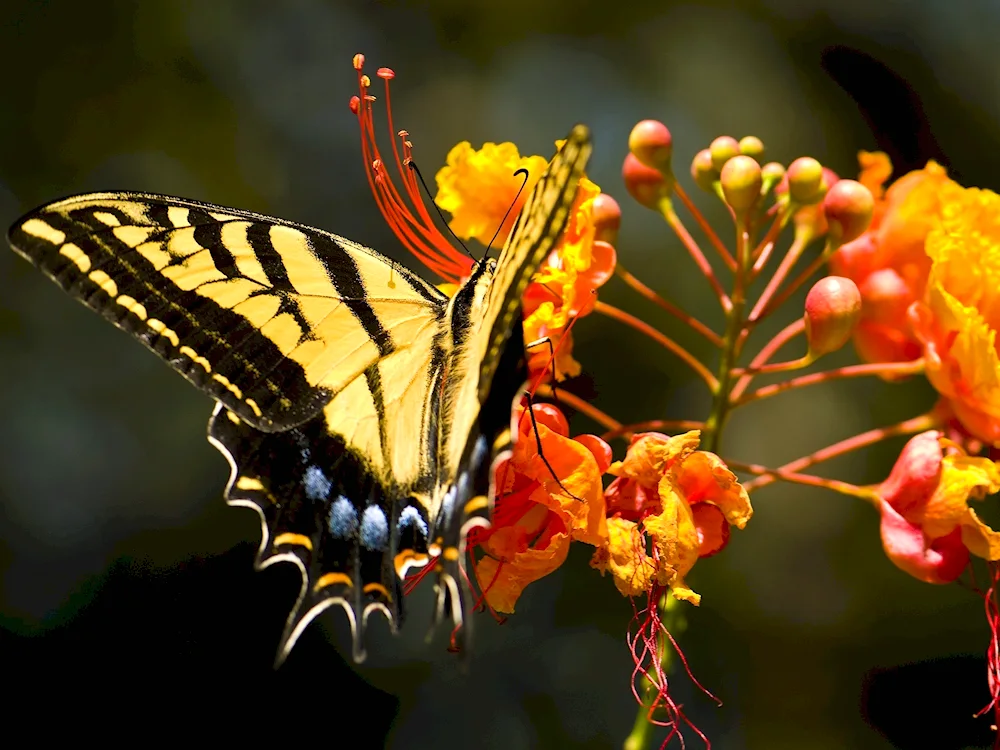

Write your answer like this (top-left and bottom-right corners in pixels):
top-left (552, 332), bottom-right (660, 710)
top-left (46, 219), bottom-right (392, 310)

top-left (973, 561), bottom-right (1000, 736)
top-left (351, 55), bottom-right (473, 284)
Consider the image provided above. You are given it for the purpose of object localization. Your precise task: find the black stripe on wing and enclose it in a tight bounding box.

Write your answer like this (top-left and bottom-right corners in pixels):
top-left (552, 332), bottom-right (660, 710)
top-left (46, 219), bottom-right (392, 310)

top-left (8, 193), bottom-right (447, 432)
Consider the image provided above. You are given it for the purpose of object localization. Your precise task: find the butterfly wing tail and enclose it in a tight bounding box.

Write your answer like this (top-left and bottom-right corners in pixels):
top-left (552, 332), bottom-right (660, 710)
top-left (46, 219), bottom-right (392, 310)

top-left (207, 404), bottom-right (411, 664)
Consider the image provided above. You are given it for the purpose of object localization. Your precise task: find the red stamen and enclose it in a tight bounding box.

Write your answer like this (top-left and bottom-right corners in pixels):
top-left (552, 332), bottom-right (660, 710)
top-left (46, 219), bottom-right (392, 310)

top-left (973, 561), bottom-right (1000, 737)
top-left (351, 56), bottom-right (474, 284)
top-left (627, 578), bottom-right (718, 748)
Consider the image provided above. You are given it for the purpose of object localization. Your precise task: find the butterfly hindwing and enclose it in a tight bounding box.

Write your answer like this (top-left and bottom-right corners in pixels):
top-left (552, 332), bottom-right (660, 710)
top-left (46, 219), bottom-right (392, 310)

top-left (8, 193), bottom-right (447, 432)
top-left (208, 403), bottom-right (425, 662)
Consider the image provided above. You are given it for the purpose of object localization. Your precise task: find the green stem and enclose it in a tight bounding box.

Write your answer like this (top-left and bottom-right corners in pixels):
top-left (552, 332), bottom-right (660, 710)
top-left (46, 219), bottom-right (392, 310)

top-left (703, 218), bottom-right (751, 452)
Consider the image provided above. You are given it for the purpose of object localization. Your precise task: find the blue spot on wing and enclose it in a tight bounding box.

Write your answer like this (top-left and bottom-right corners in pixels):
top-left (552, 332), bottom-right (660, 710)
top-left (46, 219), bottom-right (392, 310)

top-left (360, 506), bottom-right (389, 551)
top-left (303, 465), bottom-right (332, 501)
top-left (398, 506), bottom-right (428, 538)
top-left (329, 496), bottom-right (358, 538)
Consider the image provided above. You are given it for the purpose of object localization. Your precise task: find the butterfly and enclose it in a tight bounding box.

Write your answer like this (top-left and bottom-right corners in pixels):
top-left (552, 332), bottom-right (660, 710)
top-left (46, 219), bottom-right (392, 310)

top-left (7, 124), bottom-right (592, 663)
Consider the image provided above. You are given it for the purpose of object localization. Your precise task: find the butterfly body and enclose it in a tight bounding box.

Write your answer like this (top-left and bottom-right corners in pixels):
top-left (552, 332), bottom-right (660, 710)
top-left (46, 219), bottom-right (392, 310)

top-left (8, 125), bottom-right (591, 662)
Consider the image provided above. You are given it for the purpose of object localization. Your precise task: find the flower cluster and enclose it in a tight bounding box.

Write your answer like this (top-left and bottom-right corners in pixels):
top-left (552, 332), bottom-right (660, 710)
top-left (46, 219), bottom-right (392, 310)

top-left (351, 54), bottom-right (1000, 749)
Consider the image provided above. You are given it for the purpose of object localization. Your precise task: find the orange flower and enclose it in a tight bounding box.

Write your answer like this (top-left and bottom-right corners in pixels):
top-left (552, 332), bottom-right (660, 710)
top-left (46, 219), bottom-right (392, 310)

top-left (472, 404), bottom-right (609, 613)
top-left (590, 432), bottom-right (752, 605)
top-left (522, 176), bottom-right (616, 380)
top-left (434, 142), bottom-right (549, 248)
top-left (909, 187), bottom-right (1000, 445)
top-left (829, 155), bottom-right (962, 366)
top-left (876, 431), bottom-right (1000, 583)
top-left (434, 142), bottom-right (616, 381)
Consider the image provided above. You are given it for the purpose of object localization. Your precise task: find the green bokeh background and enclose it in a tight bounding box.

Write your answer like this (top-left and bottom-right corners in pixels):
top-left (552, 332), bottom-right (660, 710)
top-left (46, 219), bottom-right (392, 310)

top-left (2, 1), bottom-right (999, 747)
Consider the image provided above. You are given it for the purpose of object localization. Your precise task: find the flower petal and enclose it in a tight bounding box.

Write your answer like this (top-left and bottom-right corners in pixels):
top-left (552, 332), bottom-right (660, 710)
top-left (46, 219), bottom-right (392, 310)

top-left (590, 516), bottom-right (658, 597)
top-left (514, 416), bottom-right (608, 547)
top-left (477, 530), bottom-right (571, 613)
top-left (692, 503), bottom-right (730, 558)
top-left (878, 431), bottom-right (943, 517)
top-left (878, 499), bottom-right (969, 584)
top-left (607, 431), bottom-right (701, 485)
top-left (434, 142), bottom-right (549, 247)
top-left (674, 451), bottom-right (753, 529)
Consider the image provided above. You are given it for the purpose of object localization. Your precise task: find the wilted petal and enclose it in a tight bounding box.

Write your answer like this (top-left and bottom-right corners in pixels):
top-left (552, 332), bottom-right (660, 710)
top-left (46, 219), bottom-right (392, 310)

top-left (607, 431), bottom-right (701, 486)
top-left (922, 454), bottom-right (1000, 535)
top-left (646, 476), bottom-right (701, 603)
top-left (591, 516), bottom-right (659, 597)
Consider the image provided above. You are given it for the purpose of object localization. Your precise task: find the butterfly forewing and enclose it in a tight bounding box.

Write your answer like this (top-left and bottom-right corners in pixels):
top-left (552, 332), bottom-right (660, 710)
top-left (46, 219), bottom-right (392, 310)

top-left (8, 193), bottom-right (447, 432)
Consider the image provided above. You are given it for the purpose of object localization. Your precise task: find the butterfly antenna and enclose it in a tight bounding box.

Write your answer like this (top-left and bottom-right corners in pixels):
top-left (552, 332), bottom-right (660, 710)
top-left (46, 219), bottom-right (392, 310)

top-left (407, 160), bottom-right (478, 266)
top-left (522, 392), bottom-right (583, 502)
top-left (484, 168), bottom-right (531, 258)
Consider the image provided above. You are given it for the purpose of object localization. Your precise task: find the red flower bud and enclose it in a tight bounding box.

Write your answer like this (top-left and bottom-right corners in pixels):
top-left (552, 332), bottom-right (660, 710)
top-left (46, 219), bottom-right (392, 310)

top-left (574, 434), bottom-right (614, 475)
top-left (823, 179), bottom-right (875, 244)
top-left (628, 120), bottom-right (673, 172)
top-left (709, 136), bottom-right (740, 173)
top-left (591, 193), bottom-right (622, 245)
top-left (804, 276), bottom-right (862, 356)
top-left (690, 149), bottom-right (718, 192)
top-left (786, 157), bottom-right (825, 204)
top-left (738, 135), bottom-right (765, 159)
top-left (623, 152), bottom-right (671, 209)
top-left (528, 403), bottom-right (569, 437)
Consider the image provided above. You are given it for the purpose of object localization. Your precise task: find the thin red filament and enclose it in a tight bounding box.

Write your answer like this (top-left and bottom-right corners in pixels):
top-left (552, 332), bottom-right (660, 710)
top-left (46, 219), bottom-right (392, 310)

top-left (351, 55), bottom-right (473, 284)
top-left (974, 561), bottom-right (1000, 741)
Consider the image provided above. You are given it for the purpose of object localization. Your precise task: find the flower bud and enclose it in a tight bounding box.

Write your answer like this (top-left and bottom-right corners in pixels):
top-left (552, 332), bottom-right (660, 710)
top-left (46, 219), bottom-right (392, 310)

top-left (575, 434), bottom-right (614, 475)
top-left (591, 193), bottom-right (622, 245)
top-left (823, 179), bottom-right (875, 244)
top-left (720, 155), bottom-right (762, 214)
top-left (529, 402), bottom-right (569, 437)
top-left (624, 152), bottom-right (671, 209)
top-left (879, 431), bottom-right (943, 514)
top-left (738, 136), bottom-right (764, 159)
top-left (581, 240), bottom-right (617, 288)
top-left (786, 157), bottom-right (825, 204)
top-left (760, 162), bottom-right (785, 194)
top-left (628, 120), bottom-right (673, 172)
top-left (690, 149), bottom-right (718, 192)
top-left (804, 276), bottom-right (862, 356)
top-left (709, 136), bottom-right (740, 173)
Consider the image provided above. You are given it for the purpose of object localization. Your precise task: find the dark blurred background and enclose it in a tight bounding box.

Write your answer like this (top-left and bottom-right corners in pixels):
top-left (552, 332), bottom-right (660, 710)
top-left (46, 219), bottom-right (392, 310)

top-left (2, 1), bottom-right (999, 747)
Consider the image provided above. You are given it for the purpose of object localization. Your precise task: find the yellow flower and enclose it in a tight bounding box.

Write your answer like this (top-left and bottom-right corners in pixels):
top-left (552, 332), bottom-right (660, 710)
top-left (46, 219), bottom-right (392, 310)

top-left (910, 187), bottom-right (1000, 444)
top-left (434, 142), bottom-right (548, 247)
top-left (591, 432), bottom-right (752, 605)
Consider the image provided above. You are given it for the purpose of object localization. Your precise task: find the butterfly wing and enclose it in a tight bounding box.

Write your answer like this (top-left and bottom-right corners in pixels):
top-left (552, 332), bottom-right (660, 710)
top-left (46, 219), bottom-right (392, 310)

top-left (8, 193), bottom-right (448, 433)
